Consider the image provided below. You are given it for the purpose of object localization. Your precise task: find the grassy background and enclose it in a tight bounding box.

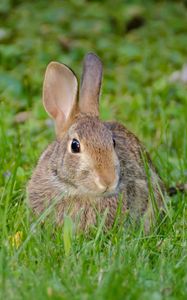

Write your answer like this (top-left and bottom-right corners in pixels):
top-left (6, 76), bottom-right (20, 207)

top-left (0, 0), bottom-right (187, 299)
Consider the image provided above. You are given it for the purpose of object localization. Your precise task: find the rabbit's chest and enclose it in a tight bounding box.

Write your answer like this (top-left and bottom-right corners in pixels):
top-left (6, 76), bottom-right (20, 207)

top-left (56, 195), bottom-right (122, 229)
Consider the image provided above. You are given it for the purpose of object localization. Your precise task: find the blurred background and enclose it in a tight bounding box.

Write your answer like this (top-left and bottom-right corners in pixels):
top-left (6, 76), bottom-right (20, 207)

top-left (0, 0), bottom-right (187, 194)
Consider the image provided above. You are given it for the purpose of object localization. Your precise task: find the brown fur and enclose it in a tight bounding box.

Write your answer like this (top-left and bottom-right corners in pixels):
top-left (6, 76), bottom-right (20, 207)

top-left (28, 53), bottom-right (165, 232)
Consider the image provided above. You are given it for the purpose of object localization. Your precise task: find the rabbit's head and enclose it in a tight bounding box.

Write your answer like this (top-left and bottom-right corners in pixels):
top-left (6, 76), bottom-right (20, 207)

top-left (43, 53), bottom-right (120, 197)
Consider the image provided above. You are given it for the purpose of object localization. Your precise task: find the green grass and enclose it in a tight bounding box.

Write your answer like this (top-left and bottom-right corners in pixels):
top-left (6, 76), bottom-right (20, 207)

top-left (0, 0), bottom-right (187, 299)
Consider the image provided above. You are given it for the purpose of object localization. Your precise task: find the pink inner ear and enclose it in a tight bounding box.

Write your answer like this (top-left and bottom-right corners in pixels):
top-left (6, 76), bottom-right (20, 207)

top-left (42, 61), bottom-right (78, 135)
top-left (58, 83), bottom-right (76, 119)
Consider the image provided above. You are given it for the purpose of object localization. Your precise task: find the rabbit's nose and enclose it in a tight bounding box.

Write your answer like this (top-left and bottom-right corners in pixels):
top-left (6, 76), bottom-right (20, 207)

top-left (94, 173), bottom-right (118, 193)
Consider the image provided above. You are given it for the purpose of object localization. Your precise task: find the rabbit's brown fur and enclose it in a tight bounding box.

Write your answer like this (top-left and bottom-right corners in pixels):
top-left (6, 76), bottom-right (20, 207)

top-left (28, 53), bottom-right (165, 231)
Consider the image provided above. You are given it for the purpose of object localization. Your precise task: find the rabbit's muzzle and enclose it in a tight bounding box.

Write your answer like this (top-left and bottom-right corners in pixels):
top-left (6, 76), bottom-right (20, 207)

top-left (93, 161), bottom-right (120, 196)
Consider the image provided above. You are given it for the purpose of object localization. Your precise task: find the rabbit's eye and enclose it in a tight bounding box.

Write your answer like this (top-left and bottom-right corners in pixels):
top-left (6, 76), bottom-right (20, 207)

top-left (71, 138), bottom-right (80, 153)
top-left (113, 138), bottom-right (116, 148)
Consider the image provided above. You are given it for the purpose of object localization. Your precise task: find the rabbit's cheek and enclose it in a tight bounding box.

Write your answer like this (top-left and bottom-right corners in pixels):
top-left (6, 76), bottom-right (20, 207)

top-left (59, 156), bottom-right (80, 183)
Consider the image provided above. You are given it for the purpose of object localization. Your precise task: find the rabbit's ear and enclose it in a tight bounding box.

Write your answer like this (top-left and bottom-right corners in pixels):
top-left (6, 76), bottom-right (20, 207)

top-left (43, 62), bottom-right (78, 137)
top-left (79, 53), bottom-right (102, 116)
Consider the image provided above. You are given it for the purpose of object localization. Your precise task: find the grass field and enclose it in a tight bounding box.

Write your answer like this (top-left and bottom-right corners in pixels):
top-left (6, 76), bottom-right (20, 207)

top-left (0, 1), bottom-right (187, 299)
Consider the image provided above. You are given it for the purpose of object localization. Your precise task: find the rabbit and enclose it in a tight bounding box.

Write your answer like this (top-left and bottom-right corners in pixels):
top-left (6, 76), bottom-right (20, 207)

top-left (28, 53), bottom-right (165, 232)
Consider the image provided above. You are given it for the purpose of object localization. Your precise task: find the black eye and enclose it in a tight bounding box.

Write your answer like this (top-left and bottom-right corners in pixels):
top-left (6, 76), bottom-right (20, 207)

top-left (71, 138), bottom-right (80, 153)
top-left (113, 138), bottom-right (116, 148)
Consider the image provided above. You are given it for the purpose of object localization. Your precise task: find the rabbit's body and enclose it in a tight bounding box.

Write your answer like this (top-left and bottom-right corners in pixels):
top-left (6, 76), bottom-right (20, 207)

top-left (28, 54), bottom-right (165, 231)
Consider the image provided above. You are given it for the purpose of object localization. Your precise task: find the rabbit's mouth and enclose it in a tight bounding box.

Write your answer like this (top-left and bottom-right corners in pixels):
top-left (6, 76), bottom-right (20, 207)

top-left (103, 182), bottom-right (120, 197)
top-left (89, 179), bottom-right (120, 197)
top-left (63, 181), bottom-right (118, 198)
top-left (55, 168), bottom-right (119, 197)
